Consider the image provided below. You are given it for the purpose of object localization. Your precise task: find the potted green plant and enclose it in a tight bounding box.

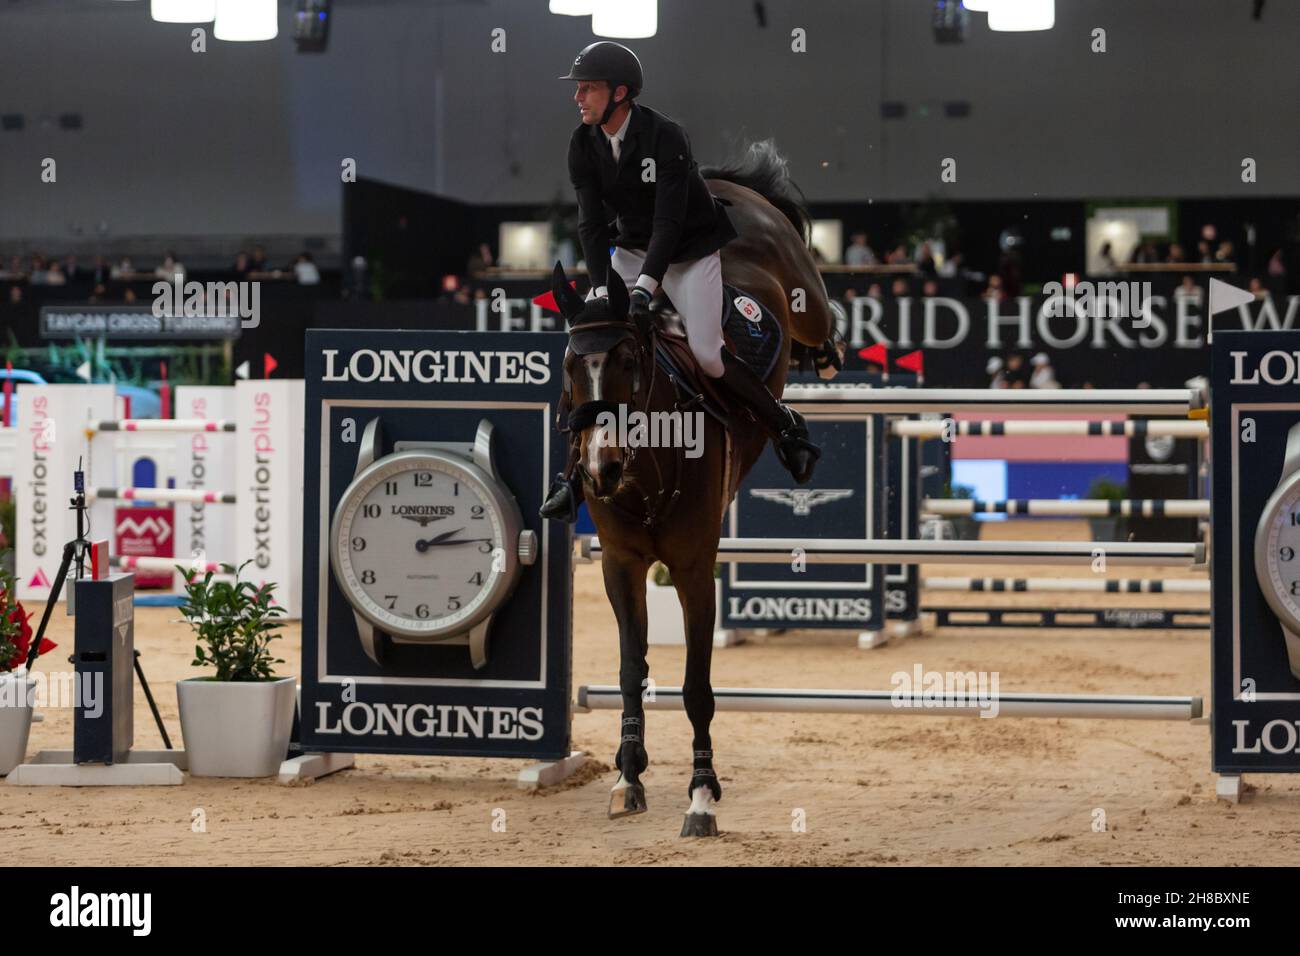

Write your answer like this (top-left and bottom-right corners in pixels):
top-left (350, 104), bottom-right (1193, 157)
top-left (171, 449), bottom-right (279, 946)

top-left (1086, 477), bottom-right (1128, 542)
top-left (0, 551), bottom-right (55, 776)
top-left (176, 561), bottom-right (295, 777)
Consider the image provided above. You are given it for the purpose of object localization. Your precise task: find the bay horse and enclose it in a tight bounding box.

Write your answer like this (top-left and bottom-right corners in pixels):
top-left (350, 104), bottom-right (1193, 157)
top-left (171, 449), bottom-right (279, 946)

top-left (549, 140), bottom-right (840, 837)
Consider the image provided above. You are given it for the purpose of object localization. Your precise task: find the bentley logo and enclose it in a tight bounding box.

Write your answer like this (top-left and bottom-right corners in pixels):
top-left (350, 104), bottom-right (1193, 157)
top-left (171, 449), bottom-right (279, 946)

top-left (750, 488), bottom-right (853, 516)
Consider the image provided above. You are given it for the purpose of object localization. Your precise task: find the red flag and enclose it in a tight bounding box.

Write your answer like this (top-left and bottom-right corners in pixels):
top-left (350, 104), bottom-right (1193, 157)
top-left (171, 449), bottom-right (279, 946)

top-left (857, 342), bottom-right (888, 366)
top-left (159, 360), bottom-right (171, 419)
top-left (896, 350), bottom-right (924, 375)
top-left (264, 353), bottom-right (278, 378)
top-left (532, 281), bottom-right (579, 314)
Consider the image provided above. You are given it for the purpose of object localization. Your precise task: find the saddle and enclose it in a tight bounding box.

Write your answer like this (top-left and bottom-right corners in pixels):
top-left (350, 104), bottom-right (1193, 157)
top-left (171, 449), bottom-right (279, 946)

top-left (651, 283), bottom-right (785, 424)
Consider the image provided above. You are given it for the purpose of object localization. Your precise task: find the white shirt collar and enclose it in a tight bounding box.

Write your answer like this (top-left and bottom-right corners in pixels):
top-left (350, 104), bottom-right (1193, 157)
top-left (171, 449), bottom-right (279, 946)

top-left (603, 107), bottom-right (632, 145)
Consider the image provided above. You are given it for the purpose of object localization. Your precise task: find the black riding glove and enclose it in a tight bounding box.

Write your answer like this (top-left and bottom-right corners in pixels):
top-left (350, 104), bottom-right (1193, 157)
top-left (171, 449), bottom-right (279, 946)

top-left (629, 286), bottom-right (653, 319)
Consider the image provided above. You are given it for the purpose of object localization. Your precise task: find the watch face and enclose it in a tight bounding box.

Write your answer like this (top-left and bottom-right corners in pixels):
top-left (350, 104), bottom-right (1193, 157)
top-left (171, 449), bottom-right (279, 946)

top-left (330, 451), bottom-right (513, 639)
top-left (1255, 470), bottom-right (1300, 634)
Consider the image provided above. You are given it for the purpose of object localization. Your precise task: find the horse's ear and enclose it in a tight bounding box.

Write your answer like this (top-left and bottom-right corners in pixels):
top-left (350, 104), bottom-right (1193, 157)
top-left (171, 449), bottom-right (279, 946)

top-left (606, 269), bottom-right (630, 319)
top-left (551, 261), bottom-right (586, 322)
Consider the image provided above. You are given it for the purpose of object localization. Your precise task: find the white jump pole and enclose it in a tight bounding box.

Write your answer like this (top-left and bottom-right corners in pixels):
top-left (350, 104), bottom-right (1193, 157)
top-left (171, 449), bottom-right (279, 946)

top-left (891, 419), bottom-right (1208, 439)
top-left (87, 487), bottom-right (237, 505)
top-left (87, 418), bottom-right (237, 433)
top-left (111, 555), bottom-right (231, 575)
top-left (923, 576), bottom-right (1210, 594)
top-left (922, 499), bottom-right (1210, 518)
top-left (781, 385), bottom-right (1203, 416)
top-left (576, 536), bottom-right (1204, 567)
top-left (576, 686), bottom-right (1203, 721)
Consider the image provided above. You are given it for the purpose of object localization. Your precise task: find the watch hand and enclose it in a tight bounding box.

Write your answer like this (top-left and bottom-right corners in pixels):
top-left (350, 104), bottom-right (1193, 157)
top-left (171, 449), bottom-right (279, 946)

top-left (414, 527), bottom-right (465, 553)
top-left (416, 536), bottom-right (493, 551)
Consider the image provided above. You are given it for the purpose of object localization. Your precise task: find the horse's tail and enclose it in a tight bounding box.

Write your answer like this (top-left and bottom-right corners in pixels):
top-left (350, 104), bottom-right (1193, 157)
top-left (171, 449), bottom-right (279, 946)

top-left (701, 139), bottom-right (812, 246)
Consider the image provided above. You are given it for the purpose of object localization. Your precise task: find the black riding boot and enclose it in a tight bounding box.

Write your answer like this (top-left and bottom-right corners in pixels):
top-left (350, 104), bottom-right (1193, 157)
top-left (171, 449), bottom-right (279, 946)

top-left (539, 470), bottom-right (585, 522)
top-left (716, 350), bottom-right (820, 483)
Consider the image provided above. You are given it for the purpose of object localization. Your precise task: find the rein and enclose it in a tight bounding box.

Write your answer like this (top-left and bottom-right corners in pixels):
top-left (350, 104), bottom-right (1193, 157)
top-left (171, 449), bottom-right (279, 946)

top-left (565, 318), bottom-right (684, 530)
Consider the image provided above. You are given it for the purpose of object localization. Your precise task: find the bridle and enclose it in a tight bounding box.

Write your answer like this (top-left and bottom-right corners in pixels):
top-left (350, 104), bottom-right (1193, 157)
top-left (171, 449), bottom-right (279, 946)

top-left (562, 316), bottom-right (683, 529)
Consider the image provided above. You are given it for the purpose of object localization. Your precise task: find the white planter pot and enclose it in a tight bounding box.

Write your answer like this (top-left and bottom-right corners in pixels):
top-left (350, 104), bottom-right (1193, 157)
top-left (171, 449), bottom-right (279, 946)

top-left (646, 579), bottom-right (722, 646)
top-left (0, 673), bottom-right (36, 776)
top-left (177, 675), bottom-right (296, 777)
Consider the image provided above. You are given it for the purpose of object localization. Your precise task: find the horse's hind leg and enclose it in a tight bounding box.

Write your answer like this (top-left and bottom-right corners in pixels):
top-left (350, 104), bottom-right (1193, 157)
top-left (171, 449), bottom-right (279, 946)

top-left (602, 548), bottom-right (652, 818)
top-left (672, 558), bottom-right (722, 837)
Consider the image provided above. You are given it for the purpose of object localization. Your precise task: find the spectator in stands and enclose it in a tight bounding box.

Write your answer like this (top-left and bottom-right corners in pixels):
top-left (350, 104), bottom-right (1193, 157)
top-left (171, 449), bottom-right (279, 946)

top-left (467, 243), bottom-right (495, 275)
top-left (8, 285), bottom-right (23, 304)
top-left (981, 274), bottom-right (1005, 301)
top-left (1269, 248), bottom-right (1287, 277)
top-left (922, 279), bottom-right (939, 297)
top-left (156, 252), bottom-right (185, 282)
top-left (844, 232), bottom-right (877, 267)
top-left (1166, 243), bottom-right (1186, 264)
top-left (1029, 352), bottom-right (1059, 389)
top-left (89, 283), bottom-right (109, 304)
top-left (122, 287), bottom-right (138, 304)
top-left (841, 288), bottom-right (858, 305)
top-left (1216, 240), bottom-right (1236, 268)
top-left (0, 256), bottom-right (25, 280)
top-left (453, 286), bottom-right (472, 306)
top-left (1249, 276), bottom-right (1267, 300)
top-left (1197, 240), bottom-right (1214, 263)
top-left (293, 252), bottom-right (320, 285)
top-left (91, 255), bottom-right (109, 284)
top-left (233, 252), bottom-right (252, 277)
top-left (1004, 352), bottom-right (1028, 387)
top-left (44, 261), bottom-right (67, 286)
top-left (27, 255), bottom-right (49, 285)
top-left (111, 256), bottom-right (134, 279)
top-left (1131, 241), bottom-right (1159, 264)
top-left (1095, 241), bottom-right (1119, 276)
top-left (890, 277), bottom-right (910, 297)
top-left (885, 244), bottom-right (908, 265)
top-left (938, 249), bottom-right (963, 278)
top-left (866, 282), bottom-right (883, 299)
top-left (250, 245), bottom-right (269, 272)
top-left (917, 242), bottom-right (937, 277)
top-left (986, 356), bottom-right (1007, 389)
top-left (62, 255), bottom-right (79, 280)
top-left (1174, 275), bottom-right (1203, 304)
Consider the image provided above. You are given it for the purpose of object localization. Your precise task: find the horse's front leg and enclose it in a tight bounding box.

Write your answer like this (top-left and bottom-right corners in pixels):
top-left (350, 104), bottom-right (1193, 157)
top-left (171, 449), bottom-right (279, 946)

top-left (670, 556), bottom-right (722, 837)
top-left (601, 547), bottom-right (652, 819)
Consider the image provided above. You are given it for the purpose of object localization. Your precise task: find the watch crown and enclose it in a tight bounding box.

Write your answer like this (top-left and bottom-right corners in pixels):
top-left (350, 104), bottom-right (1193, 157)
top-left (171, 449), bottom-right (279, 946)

top-left (518, 529), bottom-right (538, 566)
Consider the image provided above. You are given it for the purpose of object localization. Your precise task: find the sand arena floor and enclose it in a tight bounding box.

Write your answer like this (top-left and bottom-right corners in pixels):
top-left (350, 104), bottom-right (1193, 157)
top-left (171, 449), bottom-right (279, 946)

top-left (5, 520), bottom-right (1299, 866)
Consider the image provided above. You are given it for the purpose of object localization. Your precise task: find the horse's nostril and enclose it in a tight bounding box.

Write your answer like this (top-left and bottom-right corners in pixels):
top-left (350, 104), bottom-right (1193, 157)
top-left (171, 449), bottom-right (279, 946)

top-left (600, 460), bottom-right (623, 486)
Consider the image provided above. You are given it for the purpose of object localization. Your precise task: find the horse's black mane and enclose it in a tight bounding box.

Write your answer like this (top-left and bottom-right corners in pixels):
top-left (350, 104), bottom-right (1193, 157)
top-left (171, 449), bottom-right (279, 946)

top-left (701, 139), bottom-right (812, 245)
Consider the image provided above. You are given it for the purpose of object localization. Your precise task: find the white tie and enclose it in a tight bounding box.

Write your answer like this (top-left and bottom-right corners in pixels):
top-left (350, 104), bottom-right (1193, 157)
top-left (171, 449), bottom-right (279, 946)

top-left (610, 135), bottom-right (620, 163)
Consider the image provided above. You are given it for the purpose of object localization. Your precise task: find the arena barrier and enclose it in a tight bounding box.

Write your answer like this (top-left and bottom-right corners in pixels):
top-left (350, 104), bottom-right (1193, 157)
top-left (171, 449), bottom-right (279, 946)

top-left (925, 606), bottom-right (1211, 631)
top-left (892, 418), bottom-right (1208, 439)
top-left (576, 686), bottom-right (1203, 721)
top-left (921, 498), bottom-right (1209, 518)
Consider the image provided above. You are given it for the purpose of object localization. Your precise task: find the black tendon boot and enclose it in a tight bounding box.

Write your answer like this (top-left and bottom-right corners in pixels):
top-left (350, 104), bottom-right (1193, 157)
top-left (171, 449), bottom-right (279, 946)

top-left (717, 350), bottom-right (820, 483)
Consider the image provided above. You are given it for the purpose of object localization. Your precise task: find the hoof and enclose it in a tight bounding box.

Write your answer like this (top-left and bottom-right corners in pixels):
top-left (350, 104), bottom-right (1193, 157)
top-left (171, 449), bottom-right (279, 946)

top-left (608, 776), bottom-right (648, 819)
top-left (680, 812), bottom-right (719, 838)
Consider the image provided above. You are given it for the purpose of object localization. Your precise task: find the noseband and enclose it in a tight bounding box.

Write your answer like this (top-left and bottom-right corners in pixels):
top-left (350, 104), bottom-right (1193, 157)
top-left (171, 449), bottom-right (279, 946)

top-left (563, 317), bottom-right (682, 528)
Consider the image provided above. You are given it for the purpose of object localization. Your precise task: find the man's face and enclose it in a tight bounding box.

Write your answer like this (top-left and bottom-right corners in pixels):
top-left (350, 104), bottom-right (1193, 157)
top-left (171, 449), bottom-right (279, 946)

top-left (573, 80), bottom-right (623, 124)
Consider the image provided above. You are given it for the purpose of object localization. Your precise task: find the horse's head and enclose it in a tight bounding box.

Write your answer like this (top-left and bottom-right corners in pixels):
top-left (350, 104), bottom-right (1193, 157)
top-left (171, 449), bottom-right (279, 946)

top-left (552, 262), bottom-right (652, 500)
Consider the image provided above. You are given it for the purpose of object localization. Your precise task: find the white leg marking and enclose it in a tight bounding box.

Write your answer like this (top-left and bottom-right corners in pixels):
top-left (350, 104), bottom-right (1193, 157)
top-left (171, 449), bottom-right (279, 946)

top-left (688, 785), bottom-right (716, 816)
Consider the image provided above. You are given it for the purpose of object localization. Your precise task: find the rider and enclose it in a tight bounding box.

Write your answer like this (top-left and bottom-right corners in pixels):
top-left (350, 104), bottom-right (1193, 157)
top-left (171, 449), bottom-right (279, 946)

top-left (541, 40), bottom-right (820, 522)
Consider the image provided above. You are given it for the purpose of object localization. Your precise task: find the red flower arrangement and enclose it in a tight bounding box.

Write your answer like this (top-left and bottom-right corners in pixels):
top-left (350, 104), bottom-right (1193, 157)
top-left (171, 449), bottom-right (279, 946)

top-left (1, 576), bottom-right (55, 673)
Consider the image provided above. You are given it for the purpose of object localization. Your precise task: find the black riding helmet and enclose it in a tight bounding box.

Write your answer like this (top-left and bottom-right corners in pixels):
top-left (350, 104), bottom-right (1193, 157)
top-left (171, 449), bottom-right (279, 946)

top-left (558, 41), bottom-right (643, 125)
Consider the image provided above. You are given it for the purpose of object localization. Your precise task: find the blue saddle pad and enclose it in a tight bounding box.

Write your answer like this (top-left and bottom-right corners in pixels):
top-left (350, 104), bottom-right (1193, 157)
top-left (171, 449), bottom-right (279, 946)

top-left (721, 284), bottom-right (783, 380)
